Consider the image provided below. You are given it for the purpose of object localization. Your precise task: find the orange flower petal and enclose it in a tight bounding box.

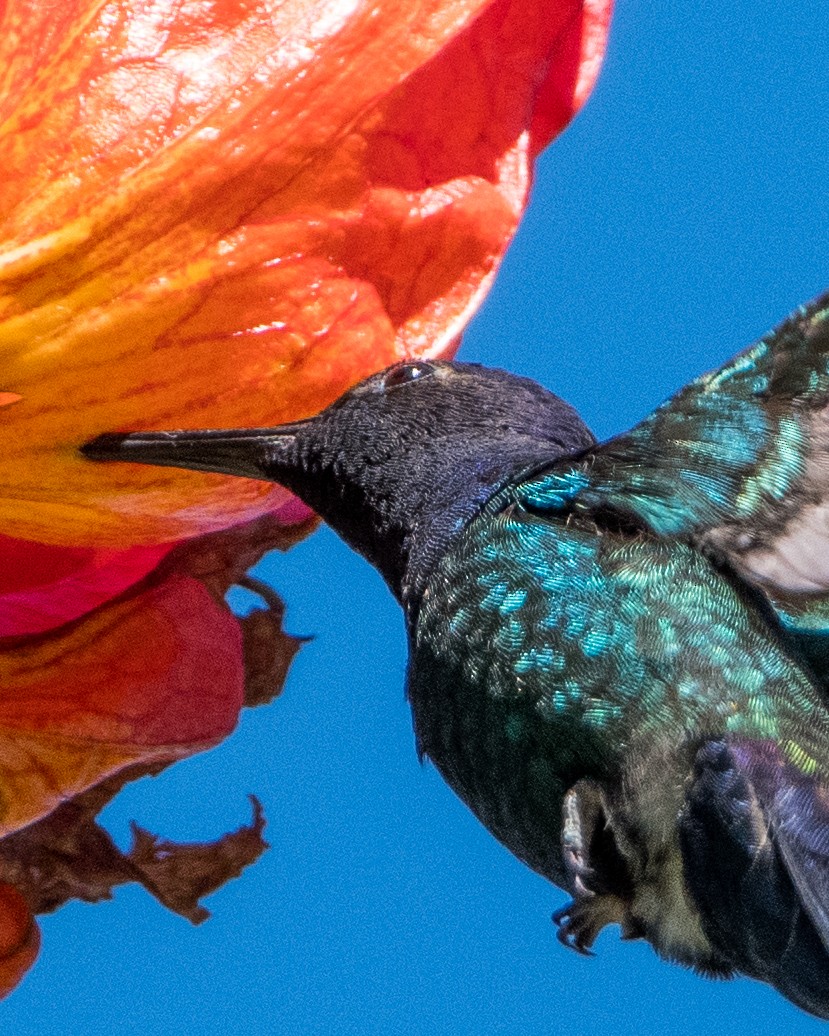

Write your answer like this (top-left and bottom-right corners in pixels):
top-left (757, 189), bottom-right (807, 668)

top-left (0, 0), bottom-right (612, 547)
top-left (0, 573), bottom-right (243, 836)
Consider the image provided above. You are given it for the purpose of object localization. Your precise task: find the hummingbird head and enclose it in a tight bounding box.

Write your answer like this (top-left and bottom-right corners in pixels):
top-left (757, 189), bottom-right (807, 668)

top-left (83, 361), bottom-right (594, 607)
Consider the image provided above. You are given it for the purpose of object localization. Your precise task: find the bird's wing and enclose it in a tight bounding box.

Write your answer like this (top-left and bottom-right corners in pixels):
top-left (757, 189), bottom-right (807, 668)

top-left (681, 737), bottom-right (829, 1018)
top-left (517, 289), bottom-right (829, 671)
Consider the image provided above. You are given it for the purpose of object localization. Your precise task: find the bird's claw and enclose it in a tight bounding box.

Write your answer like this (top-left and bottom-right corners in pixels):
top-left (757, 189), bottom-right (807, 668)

top-left (553, 891), bottom-right (632, 955)
top-left (552, 899), bottom-right (598, 956)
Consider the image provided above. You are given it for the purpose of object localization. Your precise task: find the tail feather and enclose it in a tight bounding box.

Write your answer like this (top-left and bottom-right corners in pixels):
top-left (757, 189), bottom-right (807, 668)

top-left (680, 739), bottom-right (829, 1019)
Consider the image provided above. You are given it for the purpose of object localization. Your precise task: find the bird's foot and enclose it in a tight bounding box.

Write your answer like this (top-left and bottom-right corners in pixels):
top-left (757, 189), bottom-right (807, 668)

top-left (555, 779), bottom-right (642, 954)
top-left (553, 892), bottom-right (634, 955)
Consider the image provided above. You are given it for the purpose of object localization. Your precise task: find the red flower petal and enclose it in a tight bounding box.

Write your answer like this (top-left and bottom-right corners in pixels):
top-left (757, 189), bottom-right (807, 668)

top-left (0, 536), bottom-right (171, 636)
top-left (0, 573), bottom-right (243, 837)
top-left (0, 884), bottom-right (39, 999)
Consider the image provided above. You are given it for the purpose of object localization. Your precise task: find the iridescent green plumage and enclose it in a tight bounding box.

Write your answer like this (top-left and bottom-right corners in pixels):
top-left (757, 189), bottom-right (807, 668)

top-left (414, 502), bottom-right (829, 794)
top-left (83, 290), bottom-right (829, 1017)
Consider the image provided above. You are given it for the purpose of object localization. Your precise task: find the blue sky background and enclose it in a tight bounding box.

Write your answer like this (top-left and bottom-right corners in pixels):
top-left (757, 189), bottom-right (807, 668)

top-left (6, 2), bottom-right (829, 1033)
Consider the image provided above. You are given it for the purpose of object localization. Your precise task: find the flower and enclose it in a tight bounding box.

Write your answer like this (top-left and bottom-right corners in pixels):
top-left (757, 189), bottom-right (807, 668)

top-left (0, 0), bottom-right (612, 547)
top-left (0, 0), bottom-right (613, 996)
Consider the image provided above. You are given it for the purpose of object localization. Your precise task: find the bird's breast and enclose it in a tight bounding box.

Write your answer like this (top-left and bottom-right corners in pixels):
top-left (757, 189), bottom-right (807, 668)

top-left (406, 512), bottom-right (636, 883)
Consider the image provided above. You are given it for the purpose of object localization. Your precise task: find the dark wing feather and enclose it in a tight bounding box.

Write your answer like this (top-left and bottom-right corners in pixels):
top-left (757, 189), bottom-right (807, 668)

top-left (518, 290), bottom-right (829, 673)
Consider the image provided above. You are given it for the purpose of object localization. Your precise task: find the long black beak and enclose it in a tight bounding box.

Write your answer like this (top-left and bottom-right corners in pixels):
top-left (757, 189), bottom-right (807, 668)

top-left (81, 424), bottom-right (309, 481)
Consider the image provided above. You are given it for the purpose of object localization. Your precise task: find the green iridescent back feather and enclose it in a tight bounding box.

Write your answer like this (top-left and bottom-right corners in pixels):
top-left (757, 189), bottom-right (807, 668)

top-left (517, 290), bottom-right (829, 686)
top-left (520, 292), bottom-right (829, 536)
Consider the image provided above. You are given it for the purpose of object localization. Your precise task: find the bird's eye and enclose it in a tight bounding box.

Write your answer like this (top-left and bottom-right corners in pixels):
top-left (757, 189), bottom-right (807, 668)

top-left (380, 362), bottom-right (436, 391)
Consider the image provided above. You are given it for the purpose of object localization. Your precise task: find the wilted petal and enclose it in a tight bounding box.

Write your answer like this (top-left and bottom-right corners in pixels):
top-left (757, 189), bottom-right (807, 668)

top-left (127, 797), bottom-right (268, 924)
top-left (0, 781), bottom-right (267, 925)
top-left (0, 514), bottom-right (308, 997)
top-left (0, 507), bottom-right (308, 832)
top-left (0, 0), bottom-right (611, 547)
top-left (0, 775), bottom-right (268, 999)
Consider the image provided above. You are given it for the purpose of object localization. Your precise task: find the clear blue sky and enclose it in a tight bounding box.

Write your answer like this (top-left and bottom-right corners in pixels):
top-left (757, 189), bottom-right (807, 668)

top-left (6, 2), bottom-right (829, 1033)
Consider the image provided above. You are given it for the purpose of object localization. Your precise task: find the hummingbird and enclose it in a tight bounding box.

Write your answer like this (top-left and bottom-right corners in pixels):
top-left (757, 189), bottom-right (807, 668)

top-left (84, 291), bottom-right (829, 1017)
